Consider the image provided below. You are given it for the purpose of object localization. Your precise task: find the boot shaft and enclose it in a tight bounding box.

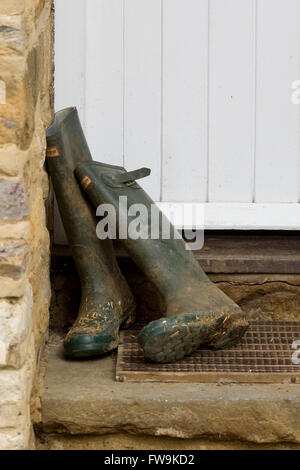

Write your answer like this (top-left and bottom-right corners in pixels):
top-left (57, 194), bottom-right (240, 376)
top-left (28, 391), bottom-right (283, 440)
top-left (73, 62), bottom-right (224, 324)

top-left (46, 110), bottom-right (129, 293)
top-left (75, 161), bottom-right (209, 300)
top-left (46, 108), bottom-right (136, 358)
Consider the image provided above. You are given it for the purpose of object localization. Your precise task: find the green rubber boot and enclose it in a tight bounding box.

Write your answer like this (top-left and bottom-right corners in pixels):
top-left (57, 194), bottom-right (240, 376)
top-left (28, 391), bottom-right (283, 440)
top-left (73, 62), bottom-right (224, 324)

top-left (46, 108), bottom-right (135, 358)
top-left (75, 161), bottom-right (248, 363)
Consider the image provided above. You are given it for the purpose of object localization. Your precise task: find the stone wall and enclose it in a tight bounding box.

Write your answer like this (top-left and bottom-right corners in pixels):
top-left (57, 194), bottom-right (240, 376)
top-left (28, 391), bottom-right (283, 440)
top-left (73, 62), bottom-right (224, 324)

top-left (0, 0), bottom-right (53, 450)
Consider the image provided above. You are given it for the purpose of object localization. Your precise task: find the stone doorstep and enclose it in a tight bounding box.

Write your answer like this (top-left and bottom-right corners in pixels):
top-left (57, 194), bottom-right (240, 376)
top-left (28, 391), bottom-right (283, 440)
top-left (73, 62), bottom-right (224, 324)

top-left (39, 336), bottom-right (300, 446)
top-left (52, 231), bottom-right (300, 275)
top-left (44, 234), bottom-right (300, 447)
top-left (36, 433), bottom-right (300, 451)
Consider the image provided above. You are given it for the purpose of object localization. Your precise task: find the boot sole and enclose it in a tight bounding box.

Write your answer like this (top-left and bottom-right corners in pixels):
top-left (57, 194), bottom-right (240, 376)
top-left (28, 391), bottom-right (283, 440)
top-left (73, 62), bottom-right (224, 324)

top-left (138, 314), bottom-right (248, 364)
top-left (64, 307), bottom-right (136, 359)
top-left (65, 339), bottom-right (119, 358)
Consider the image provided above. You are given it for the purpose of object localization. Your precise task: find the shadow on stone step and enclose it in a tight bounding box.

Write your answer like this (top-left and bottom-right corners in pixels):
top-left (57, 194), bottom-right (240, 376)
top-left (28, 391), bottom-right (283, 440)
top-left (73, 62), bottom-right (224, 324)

top-left (50, 256), bottom-right (165, 334)
top-left (50, 251), bottom-right (300, 335)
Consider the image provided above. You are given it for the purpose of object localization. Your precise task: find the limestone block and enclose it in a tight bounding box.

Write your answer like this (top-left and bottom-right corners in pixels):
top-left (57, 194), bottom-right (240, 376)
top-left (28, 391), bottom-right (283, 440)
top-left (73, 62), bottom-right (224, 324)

top-left (0, 241), bottom-right (29, 279)
top-left (0, 284), bottom-right (33, 368)
top-left (28, 183), bottom-right (50, 345)
top-left (35, 30), bottom-right (54, 126)
top-left (0, 400), bottom-right (30, 430)
top-left (0, 357), bottom-right (33, 430)
top-left (0, 2), bottom-right (25, 17)
top-left (0, 15), bottom-right (25, 56)
top-left (0, 427), bottom-right (31, 451)
top-left (0, 179), bottom-right (29, 221)
top-left (0, 145), bottom-right (29, 177)
top-left (32, 0), bottom-right (47, 25)
top-left (0, 276), bottom-right (27, 298)
top-left (0, 50), bottom-right (38, 149)
top-left (0, 221), bottom-right (30, 241)
top-left (0, 4), bottom-right (53, 149)
top-left (24, 118), bottom-right (48, 191)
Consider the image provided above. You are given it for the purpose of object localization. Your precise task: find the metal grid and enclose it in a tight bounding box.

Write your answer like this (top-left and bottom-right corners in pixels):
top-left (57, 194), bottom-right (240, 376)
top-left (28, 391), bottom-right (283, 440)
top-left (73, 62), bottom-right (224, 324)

top-left (116, 321), bottom-right (300, 383)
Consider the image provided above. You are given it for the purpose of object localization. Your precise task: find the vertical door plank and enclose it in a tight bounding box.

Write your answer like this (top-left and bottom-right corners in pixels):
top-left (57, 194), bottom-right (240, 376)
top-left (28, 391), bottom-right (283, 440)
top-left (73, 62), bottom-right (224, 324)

top-left (54, 0), bottom-right (87, 244)
top-left (255, 0), bottom-right (300, 203)
top-left (54, 0), bottom-right (86, 126)
top-left (124, 0), bottom-right (162, 200)
top-left (162, 0), bottom-right (209, 202)
top-left (85, 0), bottom-right (124, 165)
top-left (209, 0), bottom-right (256, 203)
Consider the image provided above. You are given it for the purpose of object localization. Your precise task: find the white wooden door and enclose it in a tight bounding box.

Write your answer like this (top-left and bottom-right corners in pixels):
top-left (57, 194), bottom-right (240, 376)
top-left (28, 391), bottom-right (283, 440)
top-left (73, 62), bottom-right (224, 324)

top-left (54, 0), bottom-right (300, 243)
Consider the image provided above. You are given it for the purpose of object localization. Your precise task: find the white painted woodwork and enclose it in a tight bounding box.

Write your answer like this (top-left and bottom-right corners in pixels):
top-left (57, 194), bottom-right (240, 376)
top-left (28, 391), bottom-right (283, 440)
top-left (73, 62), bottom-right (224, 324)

top-left (123, 0), bottom-right (162, 200)
top-left (161, 0), bottom-right (209, 202)
top-left (54, 0), bottom-right (300, 241)
top-left (255, 0), bottom-right (300, 203)
top-left (208, 0), bottom-right (256, 203)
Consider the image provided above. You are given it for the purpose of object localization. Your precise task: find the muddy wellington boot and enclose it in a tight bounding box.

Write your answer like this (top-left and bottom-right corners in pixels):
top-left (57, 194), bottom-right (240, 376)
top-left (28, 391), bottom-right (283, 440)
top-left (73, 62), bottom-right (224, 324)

top-left (46, 108), bottom-right (136, 358)
top-left (75, 162), bottom-right (248, 363)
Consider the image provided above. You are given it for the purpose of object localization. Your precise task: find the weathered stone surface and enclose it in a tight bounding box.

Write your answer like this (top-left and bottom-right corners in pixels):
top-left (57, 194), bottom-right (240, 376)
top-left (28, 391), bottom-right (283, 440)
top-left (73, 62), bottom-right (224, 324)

top-left (40, 338), bottom-right (300, 445)
top-left (0, 284), bottom-right (33, 368)
top-left (0, 275), bottom-right (27, 298)
top-left (0, 356), bottom-right (33, 430)
top-left (0, 221), bottom-right (30, 240)
top-left (128, 272), bottom-right (300, 323)
top-left (0, 66), bottom-right (31, 149)
top-left (0, 54), bottom-right (24, 82)
top-left (27, 166), bottom-right (51, 347)
top-left (0, 15), bottom-right (25, 56)
top-left (0, 400), bottom-right (30, 430)
top-left (0, 47), bottom-right (42, 149)
top-left (0, 145), bottom-right (29, 177)
top-left (35, 30), bottom-right (54, 126)
top-left (0, 241), bottom-right (29, 278)
top-left (0, 2), bottom-right (25, 17)
top-left (210, 274), bottom-right (300, 321)
top-left (0, 0), bottom-right (53, 450)
top-left (36, 432), bottom-right (300, 451)
top-left (0, 427), bottom-right (31, 451)
top-left (0, 179), bottom-right (29, 221)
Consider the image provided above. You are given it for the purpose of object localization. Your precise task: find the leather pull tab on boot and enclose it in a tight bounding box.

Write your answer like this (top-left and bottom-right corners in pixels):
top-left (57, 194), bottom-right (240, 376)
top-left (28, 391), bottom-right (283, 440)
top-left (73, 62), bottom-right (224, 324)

top-left (110, 168), bottom-right (151, 185)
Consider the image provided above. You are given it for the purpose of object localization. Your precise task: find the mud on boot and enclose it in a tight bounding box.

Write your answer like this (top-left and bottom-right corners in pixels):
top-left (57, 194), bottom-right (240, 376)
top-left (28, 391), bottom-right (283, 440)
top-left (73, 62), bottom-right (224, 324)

top-left (138, 282), bottom-right (248, 363)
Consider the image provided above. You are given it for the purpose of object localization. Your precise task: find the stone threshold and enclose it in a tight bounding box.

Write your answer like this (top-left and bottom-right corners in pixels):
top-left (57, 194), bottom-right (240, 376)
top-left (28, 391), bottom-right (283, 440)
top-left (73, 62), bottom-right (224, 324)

top-left (52, 231), bottom-right (300, 274)
top-left (38, 334), bottom-right (300, 446)
top-left (36, 433), bottom-right (300, 451)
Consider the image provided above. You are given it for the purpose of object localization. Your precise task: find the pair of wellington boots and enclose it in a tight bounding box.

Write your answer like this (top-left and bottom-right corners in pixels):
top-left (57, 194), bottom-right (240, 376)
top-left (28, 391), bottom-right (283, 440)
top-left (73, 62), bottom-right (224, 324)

top-left (46, 107), bottom-right (248, 363)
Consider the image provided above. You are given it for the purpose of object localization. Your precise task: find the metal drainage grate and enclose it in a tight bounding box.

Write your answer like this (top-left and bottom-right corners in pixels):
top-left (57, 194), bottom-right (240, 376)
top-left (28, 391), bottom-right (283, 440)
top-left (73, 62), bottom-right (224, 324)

top-left (116, 321), bottom-right (300, 383)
